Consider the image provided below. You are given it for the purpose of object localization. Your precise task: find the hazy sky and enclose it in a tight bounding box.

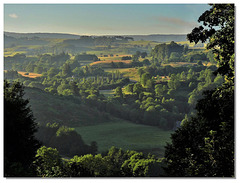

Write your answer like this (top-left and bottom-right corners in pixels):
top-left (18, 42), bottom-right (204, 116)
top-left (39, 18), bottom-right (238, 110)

top-left (4, 4), bottom-right (210, 35)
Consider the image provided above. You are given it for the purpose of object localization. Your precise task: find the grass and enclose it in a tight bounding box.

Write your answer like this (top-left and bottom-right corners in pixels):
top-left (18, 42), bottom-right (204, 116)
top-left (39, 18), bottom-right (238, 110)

top-left (90, 60), bottom-right (132, 67)
top-left (162, 62), bottom-right (197, 67)
top-left (75, 120), bottom-right (172, 157)
top-left (24, 87), bottom-right (110, 126)
top-left (99, 89), bottom-right (115, 97)
top-left (104, 68), bottom-right (140, 82)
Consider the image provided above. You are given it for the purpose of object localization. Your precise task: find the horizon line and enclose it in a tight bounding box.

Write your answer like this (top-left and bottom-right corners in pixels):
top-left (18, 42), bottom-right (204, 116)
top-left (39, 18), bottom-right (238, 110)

top-left (4, 31), bottom-right (188, 36)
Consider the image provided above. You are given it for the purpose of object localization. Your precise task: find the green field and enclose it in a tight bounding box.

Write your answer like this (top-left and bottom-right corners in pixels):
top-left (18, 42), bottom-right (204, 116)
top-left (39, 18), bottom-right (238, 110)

top-left (162, 62), bottom-right (197, 67)
top-left (99, 89), bottom-right (115, 97)
top-left (75, 120), bottom-right (172, 157)
top-left (104, 68), bottom-right (140, 82)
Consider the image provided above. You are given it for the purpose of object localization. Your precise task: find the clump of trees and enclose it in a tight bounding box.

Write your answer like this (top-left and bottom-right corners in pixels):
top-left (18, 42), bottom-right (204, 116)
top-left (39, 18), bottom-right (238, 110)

top-left (151, 41), bottom-right (184, 63)
top-left (36, 123), bottom-right (98, 157)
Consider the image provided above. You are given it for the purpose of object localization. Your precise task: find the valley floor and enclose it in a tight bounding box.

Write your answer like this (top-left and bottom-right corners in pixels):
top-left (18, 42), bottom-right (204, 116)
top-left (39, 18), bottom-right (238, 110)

top-left (75, 119), bottom-right (172, 157)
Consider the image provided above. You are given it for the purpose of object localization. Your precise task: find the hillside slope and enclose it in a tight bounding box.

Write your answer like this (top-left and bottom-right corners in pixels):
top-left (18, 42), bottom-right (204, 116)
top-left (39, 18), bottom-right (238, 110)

top-left (23, 87), bottom-right (110, 126)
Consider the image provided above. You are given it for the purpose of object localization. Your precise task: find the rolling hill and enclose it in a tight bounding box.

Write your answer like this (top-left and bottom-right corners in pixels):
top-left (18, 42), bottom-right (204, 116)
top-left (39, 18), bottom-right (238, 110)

top-left (23, 87), bottom-right (110, 126)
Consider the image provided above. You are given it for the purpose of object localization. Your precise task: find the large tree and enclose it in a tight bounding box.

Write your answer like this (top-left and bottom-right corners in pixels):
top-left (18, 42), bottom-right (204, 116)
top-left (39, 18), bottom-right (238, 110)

top-left (4, 80), bottom-right (41, 177)
top-left (164, 4), bottom-right (234, 177)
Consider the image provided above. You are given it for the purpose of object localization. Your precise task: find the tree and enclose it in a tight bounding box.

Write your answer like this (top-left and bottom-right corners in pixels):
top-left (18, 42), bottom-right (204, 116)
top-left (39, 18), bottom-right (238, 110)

top-left (121, 152), bottom-right (163, 177)
top-left (164, 4), bottom-right (234, 177)
top-left (137, 68), bottom-right (145, 78)
top-left (133, 83), bottom-right (143, 95)
top-left (142, 59), bottom-right (150, 66)
top-left (140, 52), bottom-right (147, 58)
top-left (168, 74), bottom-right (180, 90)
top-left (145, 79), bottom-right (154, 91)
top-left (33, 146), bottom-right (63, 177)
top-left (47, 67), bottom-right (58, 78)
top-left (125, 84), bottom-right (134, 94)
top-left (155, 84), bottom-right (164, 97)
top-left (140, 73), bottom-right (151, 86)
top-left (187, 4), bottom-right (234, 82)
top-left (62, 63), bottom-right (71, 77)
top-left (115, 86), bottom-right (123, 98)
top-left (69, 81), bottom-right (79, 96)
top-left (197, 60), bottom-right (203, 66)
top-left (4, 80), bottom-right (41, 177)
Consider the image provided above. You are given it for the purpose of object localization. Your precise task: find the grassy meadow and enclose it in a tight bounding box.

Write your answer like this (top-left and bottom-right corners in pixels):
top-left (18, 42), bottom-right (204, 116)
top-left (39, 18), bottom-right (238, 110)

top-left (75, 120), bottom-right (172, 157)
top-left (104, 68), bottom-right (140, 82)
top-left (99, 89), bottom-right (115, 97)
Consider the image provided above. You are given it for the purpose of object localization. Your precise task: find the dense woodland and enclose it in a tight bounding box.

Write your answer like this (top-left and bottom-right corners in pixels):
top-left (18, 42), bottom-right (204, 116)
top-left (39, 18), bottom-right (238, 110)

top-left (4, 4), bottom-right (234, 177)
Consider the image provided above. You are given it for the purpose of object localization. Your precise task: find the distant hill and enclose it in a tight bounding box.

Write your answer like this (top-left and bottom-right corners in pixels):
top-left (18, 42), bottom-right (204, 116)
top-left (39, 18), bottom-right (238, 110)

top-left (129, 34), bottom-right (187, 42)
top-left (4, 32), bottom-right (187, 42)
top-left (4, 31), bottom-right (80, 39)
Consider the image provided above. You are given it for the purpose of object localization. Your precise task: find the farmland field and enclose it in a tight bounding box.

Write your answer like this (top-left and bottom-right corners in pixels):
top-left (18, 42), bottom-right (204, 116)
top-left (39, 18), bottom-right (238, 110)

top-left (75, 120), bottom-right (172, 157)
top-left (99, 89), bottom-right (115, 97)
top-left (90, 60), bottom-right (131, 66)
top-left (18, 71), bottom-right (42, 78)
top-left (104, 68), bottom-right (140, 82)
top-left (162, 62), bottom-right (197, 67)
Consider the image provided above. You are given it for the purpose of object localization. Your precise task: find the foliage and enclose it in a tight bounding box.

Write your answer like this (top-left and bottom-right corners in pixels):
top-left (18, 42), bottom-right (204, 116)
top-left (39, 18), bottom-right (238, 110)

top-left (36, 123), bottom-right (98, 157)
top-left (164, 87), bottom-right (234, 176)
top-left (4, 70), bottom-right (20, 79)
top-left (151, 41), bottom-right (184, 63)
top-left (23, 87), bottom-right (109, 126)
top-left (187, 4), bottom-right (234, 82)
top-left (33, 146), bottom-right (63, 177)
top-left (4, 80), bottom-right (41, 177)
top-left (74, 53), bottom-right (99, 61)
top-left (33, 145), bottom-right (165, 177)
top-left (66, 146), bottom-right (164, 177)
top-left (115, 86), bottom-right (123, 98)
top-left (165, 4), bottom-right (234, 177)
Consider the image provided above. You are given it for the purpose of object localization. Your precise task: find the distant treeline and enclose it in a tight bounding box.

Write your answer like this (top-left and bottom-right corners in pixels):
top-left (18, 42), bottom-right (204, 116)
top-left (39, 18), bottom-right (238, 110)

top-left (63, 36), bottom-right (134, 46)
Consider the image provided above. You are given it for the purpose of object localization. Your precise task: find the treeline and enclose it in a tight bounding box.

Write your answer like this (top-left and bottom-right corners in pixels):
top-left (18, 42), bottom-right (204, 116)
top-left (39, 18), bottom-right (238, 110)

top-left (4, 34), bottom-right (49, 48)
top-left (63, 35), bottom-right (134, 47)
top-left (4, 52), bottom-right (99, 74)
top-left (150, 41), bottom-right (216, 64)
top-left (33, 146), bottom-right (165, 177)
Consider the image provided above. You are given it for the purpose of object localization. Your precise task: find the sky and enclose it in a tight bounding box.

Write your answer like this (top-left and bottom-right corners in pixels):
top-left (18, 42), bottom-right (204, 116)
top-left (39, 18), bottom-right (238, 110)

top-left (4, 4), bottom-right (210, 35)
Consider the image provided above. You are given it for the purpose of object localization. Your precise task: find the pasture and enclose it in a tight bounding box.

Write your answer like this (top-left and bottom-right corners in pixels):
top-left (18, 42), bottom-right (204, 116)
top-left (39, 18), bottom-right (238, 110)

top-left (99, 89), bottom-right (115, 97)
top-left (75, 120), bottom-right (172, 157)
top-left (162, 62), bottom-right (197, 67)
top-left (90, 60), bottom-right (131, 67)
top-left (104, 68), bottom-right (140, 82)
